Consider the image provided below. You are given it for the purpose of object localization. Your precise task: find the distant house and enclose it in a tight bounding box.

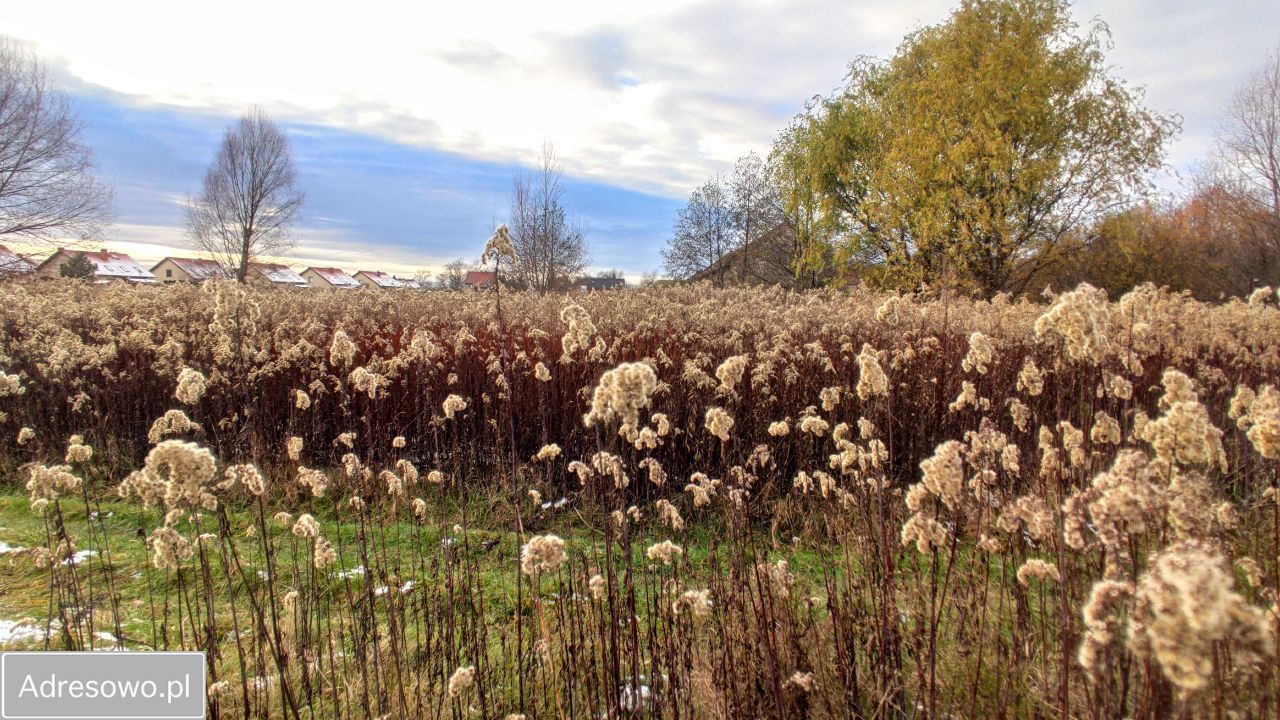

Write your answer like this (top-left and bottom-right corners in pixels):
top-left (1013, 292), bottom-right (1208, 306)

top-left (689, 222), bottom-right (807, 288)
top-left (301, 267), bottom-right (361, 289)
top-left (0, 245), bottom-right (37, 276)
top-left (248, 263), bottom-right (310, 288)
top-left (35, 248), bottom-right (157, 284)
top-left (353, 270), bottom-right (407, 289)
top-left (463, 271), bottom-right (497, 291)
top-left (151, 257), bottom-right (233, 284)
top-left (574, 276), bottom-right (626, 292)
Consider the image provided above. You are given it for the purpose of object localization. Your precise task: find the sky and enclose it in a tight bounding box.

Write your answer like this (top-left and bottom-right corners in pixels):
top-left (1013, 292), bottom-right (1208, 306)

top-left (5, 0), bottom-right (1279, 279)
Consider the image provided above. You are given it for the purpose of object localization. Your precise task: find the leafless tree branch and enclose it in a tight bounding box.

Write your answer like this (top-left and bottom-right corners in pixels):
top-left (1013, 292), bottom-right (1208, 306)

top-left (0, 38), bottom-right (113, 271)
top-left (184, 107), bottom-right (304, 282)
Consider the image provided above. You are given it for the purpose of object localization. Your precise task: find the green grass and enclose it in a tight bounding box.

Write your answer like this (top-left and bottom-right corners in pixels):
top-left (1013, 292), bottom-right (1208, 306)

top-left (0, 489), bottom-right (835, 648)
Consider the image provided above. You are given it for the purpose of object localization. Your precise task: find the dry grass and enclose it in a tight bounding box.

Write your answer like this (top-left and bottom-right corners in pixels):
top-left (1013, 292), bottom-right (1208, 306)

top-left (0, 277), bottom-right (1277, 719)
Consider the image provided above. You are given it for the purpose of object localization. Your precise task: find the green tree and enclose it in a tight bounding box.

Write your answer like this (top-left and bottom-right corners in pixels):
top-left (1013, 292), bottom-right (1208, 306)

top-left (770, 119), bottom-right (837, 288)
top-left (58, 251), bottom-right (93, 280)
top-left (779, 0), bottom-right (1177, 295)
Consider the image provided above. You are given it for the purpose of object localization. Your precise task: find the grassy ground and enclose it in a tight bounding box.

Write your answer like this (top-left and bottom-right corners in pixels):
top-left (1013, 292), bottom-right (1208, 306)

top-left (0, 490), bottom-right (829, 650)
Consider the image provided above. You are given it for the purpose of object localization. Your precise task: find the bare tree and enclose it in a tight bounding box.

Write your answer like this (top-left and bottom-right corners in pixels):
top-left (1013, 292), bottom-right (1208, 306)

top-left (1221, 48), bottom-right (1280, 218)
top-left (1208, 47), bottom-right (1280, 288)
top-left (0, 39), bottom-right (112, 270)
top-left (436, 258), bottom-right (472, 290)
top-left (185, 107), bottom-right (304, 282)
top-left (508, 143), bottom-right (588, 293)
top-left (729, 151), bottom-right (788, 283)
top-left (661, 177), bottom-right (734, 282)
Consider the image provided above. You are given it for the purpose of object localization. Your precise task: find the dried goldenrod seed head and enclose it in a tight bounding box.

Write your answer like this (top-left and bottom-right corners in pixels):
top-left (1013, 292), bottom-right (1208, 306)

top-left (559, 303), bottom-right (596, 357)
top-left (175, 368), bottom-right (207, 405)
top-left (704, 407), bottom-right (734, 442)
top-left (1016, 358), bottom-right (1044, 396)
top-left (447, 665), bottom-right (475, 699)
top-left (1033, 282), bottom-right (1110, 362)
top-left (297, 467), bottom-right (328, 497)
top-left (481, 225), bottom-right (516, 264)
top-left (534, 362), bottom-right (552, 381)
top-left (292, 513), bottom-right (320, 538)
top-left (714, 354), bottom-right (749, 394)
top-left (588, 574), bottom-right (606, 600)
top-left (646, 540), bottom-right (683, 566)
top-left (442, 394), bottom-right (467, 420)
top-left (856, 344), bottom-right (888, 400)
top-left (520, 534), bottom-right (566, 576)
top-left (962, 332), bottom-right (994, 374)
top-left (328, 329), bottom-right (357, 367)
top-left (1017, 559), bottom-right (1060, 586)
top-left (1129, 540), bottom-right (1274, 692)
top-left (584, 362), bottom-right (658, 433)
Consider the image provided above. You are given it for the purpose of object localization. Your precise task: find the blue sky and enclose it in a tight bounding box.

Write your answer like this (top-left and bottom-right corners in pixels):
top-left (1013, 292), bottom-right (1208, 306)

top-left (7, 0), bottom-right (1280, 278)
top-left (77, 95), bottom-right (683, 275)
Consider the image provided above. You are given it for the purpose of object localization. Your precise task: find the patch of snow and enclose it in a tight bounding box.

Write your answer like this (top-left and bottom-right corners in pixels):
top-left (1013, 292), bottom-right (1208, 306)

top-left (541, 497), bottom-right (570, 510)
top-left (0, 541), bottom-right (24, 555)
top-left (334, 565), bottom-right (365, 580)
top-left (92, 631), bottom-right (128, 651)
top-left (0, 619), bottom-right (50, 646)
top-left (65, 550), bottom-right (96, 566)
top-left (619, 683), bottom-right (652, 713)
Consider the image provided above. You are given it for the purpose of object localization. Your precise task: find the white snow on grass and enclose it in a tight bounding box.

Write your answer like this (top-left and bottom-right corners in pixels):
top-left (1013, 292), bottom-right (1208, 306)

top-left (64, 549), bottom-right (96, 566)
top-left (0, 619), bottom-right (50, 646)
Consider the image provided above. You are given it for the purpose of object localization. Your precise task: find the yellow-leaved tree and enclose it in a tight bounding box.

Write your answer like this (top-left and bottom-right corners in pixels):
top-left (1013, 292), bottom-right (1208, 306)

top-left (775, 0), bottom-right (1178, 295)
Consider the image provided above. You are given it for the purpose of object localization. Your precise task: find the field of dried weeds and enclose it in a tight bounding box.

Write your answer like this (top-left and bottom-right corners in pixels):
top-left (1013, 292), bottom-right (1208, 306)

top-left (0, 278), bottom-right (1278, 719)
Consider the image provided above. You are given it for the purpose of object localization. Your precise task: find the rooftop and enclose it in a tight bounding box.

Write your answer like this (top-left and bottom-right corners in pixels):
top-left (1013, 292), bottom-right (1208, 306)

top-left (155, 257), bottom-right (232, 281)
top-left (306, 267), bottom-right (361, 288)
top-left (41, 249), bottom-right (156, 281)
top-left (356, 270), bottom-right (408, 288)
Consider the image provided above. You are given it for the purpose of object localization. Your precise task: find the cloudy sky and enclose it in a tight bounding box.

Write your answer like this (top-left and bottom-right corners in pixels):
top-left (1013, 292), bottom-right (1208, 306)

top-left (6, 0), bottom-right (1278, 278)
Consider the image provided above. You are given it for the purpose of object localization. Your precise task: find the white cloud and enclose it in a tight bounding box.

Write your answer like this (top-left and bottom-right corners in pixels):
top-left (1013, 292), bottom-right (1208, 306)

top-left (6, 0), bottom-right (1278, 198)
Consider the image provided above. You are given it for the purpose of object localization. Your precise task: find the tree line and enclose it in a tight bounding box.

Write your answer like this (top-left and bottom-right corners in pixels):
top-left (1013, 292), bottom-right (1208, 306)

top-left (663, 0), bottom-right (1279, 300)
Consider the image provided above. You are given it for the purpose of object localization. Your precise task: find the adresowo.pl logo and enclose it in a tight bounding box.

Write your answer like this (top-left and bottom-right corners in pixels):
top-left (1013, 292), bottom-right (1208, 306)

top-left (1, 652), bottom-right (204, 719)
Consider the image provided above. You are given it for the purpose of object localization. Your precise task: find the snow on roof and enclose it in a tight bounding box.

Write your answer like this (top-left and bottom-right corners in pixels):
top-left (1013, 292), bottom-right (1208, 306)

top-left (42, 249), bottom-right (155, 281)
top-left (464, 271), bottom-right (497, 286)
top-left (156, 257), bottom-right (232, 281)
top-left (356, 270), bottom-right (407, 288)
top-left (306, 267), bottom-right (361, 288)
top-left (250, 263), bottom-right (309, 286)
top-left (0, 245), bottom-right (37, 275)
top-left (394, 276), bottom-right (427, 289)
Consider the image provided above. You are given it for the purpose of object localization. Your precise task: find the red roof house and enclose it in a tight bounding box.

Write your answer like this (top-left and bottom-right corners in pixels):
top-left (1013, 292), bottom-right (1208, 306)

top-left (301, 267), bottom-right (361, 289)
top-left (0, 245), bottom-right (37, 276)
top-left (151, 257), bottom-right (233, 283)
top-left (35, 248), bottom-right (156, 283)
top-left (463, 271), bottom-right (497, 291)
top-left (354, 270), bottom-right (407, 289)
top-left (249, 263), bottom-right (310, 288)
